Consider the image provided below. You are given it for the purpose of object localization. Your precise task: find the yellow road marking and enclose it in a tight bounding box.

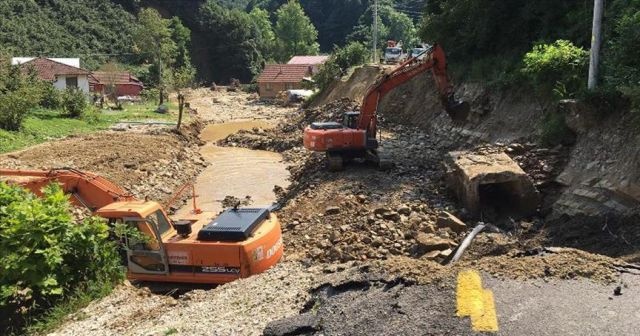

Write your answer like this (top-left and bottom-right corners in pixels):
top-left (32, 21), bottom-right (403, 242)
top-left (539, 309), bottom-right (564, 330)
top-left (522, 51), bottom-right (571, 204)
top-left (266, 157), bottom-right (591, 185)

top-left (456, 269), bottom-right (499, 332)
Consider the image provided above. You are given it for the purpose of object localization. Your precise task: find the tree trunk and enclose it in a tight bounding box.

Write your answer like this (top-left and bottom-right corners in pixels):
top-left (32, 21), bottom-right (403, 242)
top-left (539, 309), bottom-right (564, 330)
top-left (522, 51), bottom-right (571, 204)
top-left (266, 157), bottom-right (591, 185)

top-left (177, 93), bottom-right (184, 130)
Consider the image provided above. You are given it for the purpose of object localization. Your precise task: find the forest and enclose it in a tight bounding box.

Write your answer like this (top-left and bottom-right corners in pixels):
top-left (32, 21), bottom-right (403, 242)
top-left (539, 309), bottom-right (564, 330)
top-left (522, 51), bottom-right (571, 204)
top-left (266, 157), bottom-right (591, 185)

top-left (0, 0), bottom-right (639, 104)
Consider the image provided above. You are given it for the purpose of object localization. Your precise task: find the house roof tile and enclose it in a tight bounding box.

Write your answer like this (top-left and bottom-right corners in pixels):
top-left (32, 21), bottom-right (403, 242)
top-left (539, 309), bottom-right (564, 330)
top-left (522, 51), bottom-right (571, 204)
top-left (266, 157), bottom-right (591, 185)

top-left (287, 56), bottom-right (330, 65)
top-left (20, 57), bottom-right (91, 81)
top-left (257, 64), bottom-right (311, 83)
top-left (91, 71), bottom-right (143, 86)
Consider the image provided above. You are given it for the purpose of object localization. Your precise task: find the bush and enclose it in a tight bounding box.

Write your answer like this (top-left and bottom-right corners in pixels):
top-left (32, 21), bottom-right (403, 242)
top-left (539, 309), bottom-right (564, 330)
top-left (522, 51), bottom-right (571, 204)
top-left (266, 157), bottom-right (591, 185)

top-left (140, 88), bottom-right (167, 104)
top-left (81, 106), bottom-right (102, 125)
top-left (0, 60), bottom-right (42, 131)
top-left (62, 88), bottom-right (88, 118)
top-left (314, 42), bottom-right (368, 91)
top-left (39, 84), bottom-right (63, 109)
top-left (522, 40), bottom-right (589, 99)
top-left (0, 183), bottom-right (122, 333)
top-left (0, 88), bottom-right (39, 131)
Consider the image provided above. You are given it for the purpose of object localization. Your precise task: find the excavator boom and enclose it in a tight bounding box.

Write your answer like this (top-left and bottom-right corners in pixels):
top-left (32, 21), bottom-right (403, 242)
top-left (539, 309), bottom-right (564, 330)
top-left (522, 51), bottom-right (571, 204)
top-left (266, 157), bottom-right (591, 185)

top-left (358, 43), bottom-right (469, 136)
top-left (303, 43), bottom-right (468, 170)
top-left (0, 168), bottom-right (135, 211)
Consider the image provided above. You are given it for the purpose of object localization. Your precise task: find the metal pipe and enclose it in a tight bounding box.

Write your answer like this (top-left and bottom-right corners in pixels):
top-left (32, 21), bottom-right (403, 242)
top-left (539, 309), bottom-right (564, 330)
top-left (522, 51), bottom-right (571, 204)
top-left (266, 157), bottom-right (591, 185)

top-left (448, 223), bottom-right (486, 264)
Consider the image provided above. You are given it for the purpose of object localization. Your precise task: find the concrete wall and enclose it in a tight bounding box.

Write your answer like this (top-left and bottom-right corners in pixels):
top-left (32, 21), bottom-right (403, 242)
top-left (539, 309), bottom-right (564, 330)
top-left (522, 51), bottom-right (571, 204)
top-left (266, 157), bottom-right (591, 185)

top-left (53, 75), bottom-right (90, 94)
top-left (258, 82), bottom-right (303, 98)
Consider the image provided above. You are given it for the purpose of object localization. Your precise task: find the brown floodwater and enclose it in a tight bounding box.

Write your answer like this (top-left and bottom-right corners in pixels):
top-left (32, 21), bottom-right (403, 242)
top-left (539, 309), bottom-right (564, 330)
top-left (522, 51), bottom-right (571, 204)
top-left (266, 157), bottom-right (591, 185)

top-left (176, 121), bottom-right (290, 216)
top-left (200, 119), bottom-right (274, 142)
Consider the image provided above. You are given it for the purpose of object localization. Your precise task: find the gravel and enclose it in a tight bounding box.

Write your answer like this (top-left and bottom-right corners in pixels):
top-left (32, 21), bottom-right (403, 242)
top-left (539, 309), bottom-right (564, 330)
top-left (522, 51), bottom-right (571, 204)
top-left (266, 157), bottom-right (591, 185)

top-left (49, 262), bottom-right (318, 336)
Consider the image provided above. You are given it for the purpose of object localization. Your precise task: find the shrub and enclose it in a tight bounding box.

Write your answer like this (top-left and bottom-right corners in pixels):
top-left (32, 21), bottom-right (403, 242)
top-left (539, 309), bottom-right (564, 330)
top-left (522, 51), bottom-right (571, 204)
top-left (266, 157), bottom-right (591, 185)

top-left (62, 88), bottom-right (88, 118)
top-left (39, 84), bottom-right (63, 109)
top-left (314, 42), bottom-right (368, 91)
top-left (140, 88), bottom-right (167, 104)
top-left (0, 88), bottom-right (39, 131)
top-left (0, 183), bottom-right (122, 333)
top-left (81, 106), bottom-right (102, 124)
top-left (0, 61), bottom-right (41, 131)
top-left (522, 40), bottom-right (589, 99)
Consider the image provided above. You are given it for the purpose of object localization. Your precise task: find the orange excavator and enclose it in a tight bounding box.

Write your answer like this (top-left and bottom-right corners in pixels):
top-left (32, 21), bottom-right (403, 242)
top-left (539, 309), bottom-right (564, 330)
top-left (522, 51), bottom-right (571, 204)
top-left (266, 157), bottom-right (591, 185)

top-left (0, 168), bottom-right (283, 284)
top-left (303, 43), bottom-right (469, 170)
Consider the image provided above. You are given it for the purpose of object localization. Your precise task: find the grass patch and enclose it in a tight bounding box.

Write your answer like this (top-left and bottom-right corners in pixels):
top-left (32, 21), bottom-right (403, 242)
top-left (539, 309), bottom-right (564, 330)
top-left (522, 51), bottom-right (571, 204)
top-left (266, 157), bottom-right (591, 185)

top-left (23, 274), bottom-right (122, 336)
top-left (0, 101), bottom-right (185, 154)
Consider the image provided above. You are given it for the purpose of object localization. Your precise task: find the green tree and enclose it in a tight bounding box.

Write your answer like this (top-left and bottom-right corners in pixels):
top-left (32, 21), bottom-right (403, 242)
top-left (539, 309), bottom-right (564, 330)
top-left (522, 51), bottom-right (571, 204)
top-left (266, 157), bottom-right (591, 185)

top-left (169, 17), bottom-right (196, 90)
top-left (522, 40), bottom-right (588, 99)
top-left (348, 1), bottom-right (417, 50)
top-left (197, 1), bottom-right (264, 83)
top-left (0, 183), bottom-right (122, 334)
top-left (133, 8), bottom-right (177, 104)
top-left (250, 7), bottom-right (277, 61)
top-left (314, 41), bottom-right (368, 91)
top-left (274, 0), bottom-right (320, 62)
top-left (0, 59), bottom-right (41, 131)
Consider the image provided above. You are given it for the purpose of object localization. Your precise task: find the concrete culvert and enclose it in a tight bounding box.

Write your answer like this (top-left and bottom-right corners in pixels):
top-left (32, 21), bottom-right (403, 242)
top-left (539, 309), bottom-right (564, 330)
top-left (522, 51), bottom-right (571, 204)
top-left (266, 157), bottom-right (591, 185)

top-left (444, 149), bottom-right (541, 220)
top-left (479, 180), bottom-right (526, 220)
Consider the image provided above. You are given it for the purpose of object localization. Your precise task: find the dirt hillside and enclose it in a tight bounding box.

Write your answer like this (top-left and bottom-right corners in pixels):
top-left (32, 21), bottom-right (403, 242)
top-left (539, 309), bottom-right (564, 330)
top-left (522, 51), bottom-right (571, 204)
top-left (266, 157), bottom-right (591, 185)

top-left (317, 64), bottom-right (640, 260)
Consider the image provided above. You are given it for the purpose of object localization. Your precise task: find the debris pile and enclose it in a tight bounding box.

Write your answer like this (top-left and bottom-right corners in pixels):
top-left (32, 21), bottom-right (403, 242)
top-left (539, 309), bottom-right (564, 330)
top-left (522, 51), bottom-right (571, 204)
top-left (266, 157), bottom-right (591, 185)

top-left (378, 247), bottom-right (622, 285)
top-left (505, 141), bottom-right (570, 189)
top-left (0, 122), bottom-right (207, 204)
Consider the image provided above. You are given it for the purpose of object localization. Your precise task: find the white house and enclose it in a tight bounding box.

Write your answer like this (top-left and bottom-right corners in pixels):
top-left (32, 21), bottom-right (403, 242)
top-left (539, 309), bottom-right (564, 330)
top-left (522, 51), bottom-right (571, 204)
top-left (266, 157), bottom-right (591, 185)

top-left (12, 57), bottom-right (80, 68)
top-left (17, 57), bottom-right (92, 94)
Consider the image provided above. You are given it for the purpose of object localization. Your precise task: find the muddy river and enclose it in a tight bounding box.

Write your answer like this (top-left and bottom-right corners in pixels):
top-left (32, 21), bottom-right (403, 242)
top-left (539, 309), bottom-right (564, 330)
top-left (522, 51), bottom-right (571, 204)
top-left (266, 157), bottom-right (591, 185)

top-left (177, 120), bottom-right (290, 216)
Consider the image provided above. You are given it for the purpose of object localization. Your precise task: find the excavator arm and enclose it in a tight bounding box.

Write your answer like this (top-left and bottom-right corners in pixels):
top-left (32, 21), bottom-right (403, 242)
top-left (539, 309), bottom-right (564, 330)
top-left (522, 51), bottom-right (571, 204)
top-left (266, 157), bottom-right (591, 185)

top-left (357, 43), bottom-right (469, 137)
top-left (0, 168), bottom-right (135, 211)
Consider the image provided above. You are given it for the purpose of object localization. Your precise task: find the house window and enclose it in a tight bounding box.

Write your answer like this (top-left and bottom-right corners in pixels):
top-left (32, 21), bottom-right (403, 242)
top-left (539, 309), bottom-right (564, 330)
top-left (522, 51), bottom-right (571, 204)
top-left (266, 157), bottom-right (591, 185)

top-left (285, 83), bottom-right (294, 90)
top-left (265, 83), bottom-right (272, 91)
top-left (66, 76), bottom-right (78, 88)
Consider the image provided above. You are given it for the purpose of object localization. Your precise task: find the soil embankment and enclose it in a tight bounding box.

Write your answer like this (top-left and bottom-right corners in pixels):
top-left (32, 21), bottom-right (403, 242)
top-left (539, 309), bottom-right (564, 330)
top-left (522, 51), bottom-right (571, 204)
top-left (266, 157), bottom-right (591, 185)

top-left (314, 64), bottom-right (640, 260)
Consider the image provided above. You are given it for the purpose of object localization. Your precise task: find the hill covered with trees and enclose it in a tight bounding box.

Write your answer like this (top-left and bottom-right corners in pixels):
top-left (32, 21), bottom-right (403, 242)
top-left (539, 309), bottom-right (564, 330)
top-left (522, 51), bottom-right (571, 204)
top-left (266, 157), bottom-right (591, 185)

top-left (0, 0), bottom-right (137, 69)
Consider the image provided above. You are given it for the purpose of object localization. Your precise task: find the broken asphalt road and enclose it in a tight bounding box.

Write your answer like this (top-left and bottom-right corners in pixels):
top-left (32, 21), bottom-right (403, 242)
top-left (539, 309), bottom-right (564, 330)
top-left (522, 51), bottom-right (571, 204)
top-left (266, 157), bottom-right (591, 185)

top-left (265, 271), bottom-right (640, 336)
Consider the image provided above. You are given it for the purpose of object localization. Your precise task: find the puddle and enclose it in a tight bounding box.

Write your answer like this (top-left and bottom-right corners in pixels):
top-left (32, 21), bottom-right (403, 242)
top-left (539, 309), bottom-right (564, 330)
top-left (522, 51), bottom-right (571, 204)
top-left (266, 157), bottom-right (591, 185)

top-left (200, 120), bottom-right (273, 142)
top-left (176, 121), bottom-right (289, 216)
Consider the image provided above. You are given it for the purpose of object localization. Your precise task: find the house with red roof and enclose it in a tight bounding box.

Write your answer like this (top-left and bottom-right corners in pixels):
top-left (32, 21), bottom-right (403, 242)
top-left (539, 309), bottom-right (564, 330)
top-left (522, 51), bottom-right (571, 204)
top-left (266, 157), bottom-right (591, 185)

top-left (91, 71), bottom-right (144, 97)
top-left (256, 64), bottom-right (313, 98)
top-left (287, 55), bottom-right (329, 74)
top-left (18, 57), bottom-right (93, 93)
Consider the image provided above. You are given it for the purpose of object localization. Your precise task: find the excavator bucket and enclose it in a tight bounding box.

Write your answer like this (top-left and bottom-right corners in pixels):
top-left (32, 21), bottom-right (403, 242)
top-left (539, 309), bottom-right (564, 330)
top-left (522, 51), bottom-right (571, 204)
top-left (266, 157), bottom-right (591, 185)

top-left (445, 100), bottom-right (470, 123)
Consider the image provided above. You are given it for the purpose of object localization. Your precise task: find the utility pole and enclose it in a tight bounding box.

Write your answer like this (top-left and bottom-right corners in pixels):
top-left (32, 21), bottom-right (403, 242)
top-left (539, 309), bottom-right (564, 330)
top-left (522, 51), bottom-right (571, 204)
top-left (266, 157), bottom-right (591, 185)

top-left (372, 0), bottom-right (378, 64)
top-left (588, 0), bottom-right (604, 90)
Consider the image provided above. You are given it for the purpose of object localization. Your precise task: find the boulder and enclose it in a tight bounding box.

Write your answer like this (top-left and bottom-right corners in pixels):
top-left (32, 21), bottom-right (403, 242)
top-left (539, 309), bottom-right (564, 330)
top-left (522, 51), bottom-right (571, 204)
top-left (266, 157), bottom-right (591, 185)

top-left (415, 233), bottom-right (454, 253)
top-left (436, 211), bottom-right (467, 233)
top-left (382, 211), bottom-right (401, 222)
top-left (325, 206), bottom-right (341, 215)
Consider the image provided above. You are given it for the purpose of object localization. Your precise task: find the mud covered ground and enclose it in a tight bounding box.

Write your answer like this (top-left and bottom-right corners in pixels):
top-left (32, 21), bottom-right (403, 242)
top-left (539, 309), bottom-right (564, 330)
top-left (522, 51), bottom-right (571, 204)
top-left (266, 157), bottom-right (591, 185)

top-left (20, 89), bottom-right (638, 336)
top-left (0, 122), bottom-right (207, 205)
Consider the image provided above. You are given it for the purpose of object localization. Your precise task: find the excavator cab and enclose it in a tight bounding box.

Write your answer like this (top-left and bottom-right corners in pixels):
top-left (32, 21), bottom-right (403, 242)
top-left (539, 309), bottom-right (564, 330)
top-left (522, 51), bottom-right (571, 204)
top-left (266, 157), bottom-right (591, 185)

top-left (100, 202), bottom-right (172, 276)
top-left (343, 111), bottom-right (360, 129)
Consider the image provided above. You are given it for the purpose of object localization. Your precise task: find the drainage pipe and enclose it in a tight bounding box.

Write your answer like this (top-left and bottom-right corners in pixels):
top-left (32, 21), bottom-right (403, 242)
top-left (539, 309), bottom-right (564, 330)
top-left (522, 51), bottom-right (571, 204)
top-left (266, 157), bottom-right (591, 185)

top-left (448, 223), bottom-right (486, 264)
